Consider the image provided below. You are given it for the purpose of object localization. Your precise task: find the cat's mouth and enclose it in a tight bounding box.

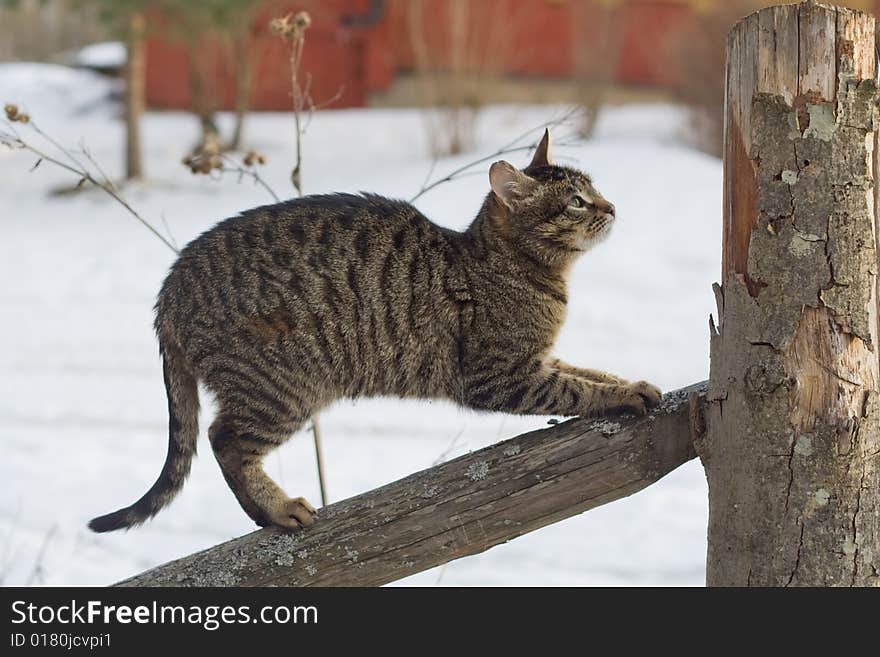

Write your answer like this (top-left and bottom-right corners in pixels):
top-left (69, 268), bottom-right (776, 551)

top-left (576, 219), bottom-right (614, 251)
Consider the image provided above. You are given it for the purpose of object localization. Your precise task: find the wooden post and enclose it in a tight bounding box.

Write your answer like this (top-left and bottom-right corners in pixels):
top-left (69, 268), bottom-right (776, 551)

top-left (705, 1), bottom-right (880, 586)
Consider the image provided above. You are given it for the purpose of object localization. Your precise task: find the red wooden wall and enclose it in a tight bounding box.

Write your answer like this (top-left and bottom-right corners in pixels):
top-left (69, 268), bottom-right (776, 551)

top-left (146, 1), bottom-right (862, 111)
top-left (145, 1), bottom-right (374, 110)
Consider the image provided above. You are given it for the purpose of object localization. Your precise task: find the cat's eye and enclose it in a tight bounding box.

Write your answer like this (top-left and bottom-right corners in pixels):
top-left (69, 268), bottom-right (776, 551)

top-left (570, 195), bottom-right (590, 209)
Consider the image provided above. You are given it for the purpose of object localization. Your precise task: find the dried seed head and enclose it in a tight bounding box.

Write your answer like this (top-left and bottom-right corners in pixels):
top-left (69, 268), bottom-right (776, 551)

top-left (270, 11), bottom-right (311, 40)
top-left (184, 151), bottom-right (223, 175)
top-left (5, 103), bottom-right (28, 123)
top-left (293, 11), bottom-right (311, 30)
top-left (269, 13), bottom-right (292, 37)
top-left (244, 150), bottom-right (266, 167)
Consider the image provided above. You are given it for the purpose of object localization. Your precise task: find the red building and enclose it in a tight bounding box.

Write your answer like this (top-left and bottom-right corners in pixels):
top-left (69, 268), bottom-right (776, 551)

top-left (143, 0), bottom-right (880, 111)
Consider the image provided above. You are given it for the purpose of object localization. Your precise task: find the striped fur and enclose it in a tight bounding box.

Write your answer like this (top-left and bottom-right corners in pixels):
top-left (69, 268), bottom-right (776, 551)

top-left (89, 144), bottom-right (660, 532)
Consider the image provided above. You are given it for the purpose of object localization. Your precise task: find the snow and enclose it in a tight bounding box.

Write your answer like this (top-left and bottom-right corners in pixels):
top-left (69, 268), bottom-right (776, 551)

top-left (68, 42), bottom-right (126, 70)
top-left (0, 64), bottom-right (719, 586)
top-left (0, 62), bottom-right (120, 117)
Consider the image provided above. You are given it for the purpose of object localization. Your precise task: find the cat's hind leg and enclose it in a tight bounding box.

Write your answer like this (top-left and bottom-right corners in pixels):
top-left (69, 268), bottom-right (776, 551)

top-left (208, 413), bottom-right (317, 530)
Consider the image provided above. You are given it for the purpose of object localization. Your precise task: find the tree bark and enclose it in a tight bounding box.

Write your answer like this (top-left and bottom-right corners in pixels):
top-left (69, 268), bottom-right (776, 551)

top-left (118, 382), bottom-right (705, 587)
top-left (704, 1), bottom-right (880, 586)
top-left (124, 10), bottom-right (145, 180)
top-left (186, 34), bottom-right (220, 154)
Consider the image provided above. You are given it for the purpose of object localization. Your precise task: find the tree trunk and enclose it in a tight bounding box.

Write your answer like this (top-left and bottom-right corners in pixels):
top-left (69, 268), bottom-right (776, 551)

top-left (227, 24), bottom-right (252, 152)
top-left (704, 1), bottom-right (880, 586)
top-left (186, 35), bottom-right (219, 154)
top-left (124, 10), bottom-right (145, 180)
top-left (118, 383), bottom-right (705, 587)
top-left (572, 1), bottom-right (618, 139)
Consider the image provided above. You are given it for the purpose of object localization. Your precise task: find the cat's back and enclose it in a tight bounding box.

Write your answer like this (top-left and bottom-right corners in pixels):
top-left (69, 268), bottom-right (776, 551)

top-left (183, 192), bottom-right (425, 260)
top-left (161, 192), bottom-right (430, 293)
top-left (156, 192), bottom-right (462, 347)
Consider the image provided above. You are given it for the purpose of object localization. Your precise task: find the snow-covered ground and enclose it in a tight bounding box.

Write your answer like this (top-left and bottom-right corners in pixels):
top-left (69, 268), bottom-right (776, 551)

top-left (0, 65), bottom-right (720, 586)
top-left (64, 41), bottom-right (126, 71)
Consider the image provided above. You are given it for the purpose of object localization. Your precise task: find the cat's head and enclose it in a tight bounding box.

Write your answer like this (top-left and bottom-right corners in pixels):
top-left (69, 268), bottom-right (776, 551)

top-left (487, 130), bottom-right (615, 267)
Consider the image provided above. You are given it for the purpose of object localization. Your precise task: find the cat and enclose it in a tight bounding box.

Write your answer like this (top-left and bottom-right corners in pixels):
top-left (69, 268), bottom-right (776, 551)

top-left (88, 129), bottom-right (661, 533)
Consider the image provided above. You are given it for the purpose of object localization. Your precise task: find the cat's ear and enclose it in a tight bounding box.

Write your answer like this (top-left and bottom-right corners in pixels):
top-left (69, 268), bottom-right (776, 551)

top-left (489, 161), bottom-right (535, 209)
top-left (528, 128), bottom-right (553, 168)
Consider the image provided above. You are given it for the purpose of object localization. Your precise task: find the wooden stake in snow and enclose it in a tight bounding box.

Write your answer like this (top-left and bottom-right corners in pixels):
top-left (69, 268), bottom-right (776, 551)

top-left (704, 1), bottom-right (880, 586)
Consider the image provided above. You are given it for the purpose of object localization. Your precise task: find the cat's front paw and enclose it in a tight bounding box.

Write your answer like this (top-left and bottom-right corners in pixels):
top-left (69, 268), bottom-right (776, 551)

top-left (615, 380), bottom-right (662, 415)
top-left (267, 496), bottom-right (318, 531)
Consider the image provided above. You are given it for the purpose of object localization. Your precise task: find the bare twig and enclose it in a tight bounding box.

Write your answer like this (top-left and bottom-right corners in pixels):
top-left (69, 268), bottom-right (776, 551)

top-left (159, 211), bottom-right (179, 252)
top-left (431, 428), bottom-right (465, 467)
top-left (182, 144), bottom-right (281, 203)
top-left (410, 107), bottom-right (584, 202)
top-left (1, 116), bottom-right (179, 254)
top-left (310, 418), bottom-right (328, 507)
top-left (301, 84), bottom-right (345, 133)
top-left (219, 154), bottom-right (280, 202)
top-left (271, 11), bottom-right (311, 194)
top-left (79, 144), bottom-right (121, 195)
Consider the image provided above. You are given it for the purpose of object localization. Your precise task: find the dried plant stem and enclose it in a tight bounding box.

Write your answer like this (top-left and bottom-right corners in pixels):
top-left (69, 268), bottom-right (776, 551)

top-left (272, 10), bottom-right (328, 506)
top-left (290, 34), bottom-right (306, 194)
top-left (219, 154), bottom-right (280, 202)
top-left (310, 418), bottom-right (328, 509)
top-left (1, 120), bottom-right (178, 254)
top-left (289, 24), bottom-right (327, 508)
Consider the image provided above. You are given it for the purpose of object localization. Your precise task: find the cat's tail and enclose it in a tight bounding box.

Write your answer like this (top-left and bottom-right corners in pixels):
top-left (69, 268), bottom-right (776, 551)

top-left (88, 339), bottom-right (199, 533)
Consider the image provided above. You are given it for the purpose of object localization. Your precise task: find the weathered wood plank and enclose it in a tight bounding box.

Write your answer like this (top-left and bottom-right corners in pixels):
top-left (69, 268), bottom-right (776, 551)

top-left (118, 382), bottom-right (706, 587)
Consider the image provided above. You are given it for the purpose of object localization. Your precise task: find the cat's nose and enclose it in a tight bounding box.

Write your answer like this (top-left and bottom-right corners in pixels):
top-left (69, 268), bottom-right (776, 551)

top-left (600, 201), bottom-right (615, 216)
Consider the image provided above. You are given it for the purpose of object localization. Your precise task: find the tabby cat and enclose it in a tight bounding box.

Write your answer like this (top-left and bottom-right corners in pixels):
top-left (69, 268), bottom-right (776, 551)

top-left (88, 130), bottom-right (661, 533)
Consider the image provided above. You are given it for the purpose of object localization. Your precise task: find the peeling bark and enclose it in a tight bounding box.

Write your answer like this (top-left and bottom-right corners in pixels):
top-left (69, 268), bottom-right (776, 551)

top-left (705, 1), bottom-right (880, 586)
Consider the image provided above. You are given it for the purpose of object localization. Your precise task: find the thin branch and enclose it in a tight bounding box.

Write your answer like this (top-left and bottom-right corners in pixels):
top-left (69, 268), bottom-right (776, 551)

top-left (80, 143), bottom-right (121, 195)
top-left (300, 83), bottom-right (345, 133)
top-left (431, 428), bottom-right (465, 467)
top-left (1, 121), bottom-right (179, 254)
top-left (30, 119), bottom-right (92, 177)
top-left (290, 23), bottom-right (306, 194)
top-left (419, 153), bottom-right (440, 192)
top-left (410, 107), bottom-right (584, 202)
top-left (218, 154), bottom-right (281, 202)
top-left (159, 211), bottom-right (179, 252)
